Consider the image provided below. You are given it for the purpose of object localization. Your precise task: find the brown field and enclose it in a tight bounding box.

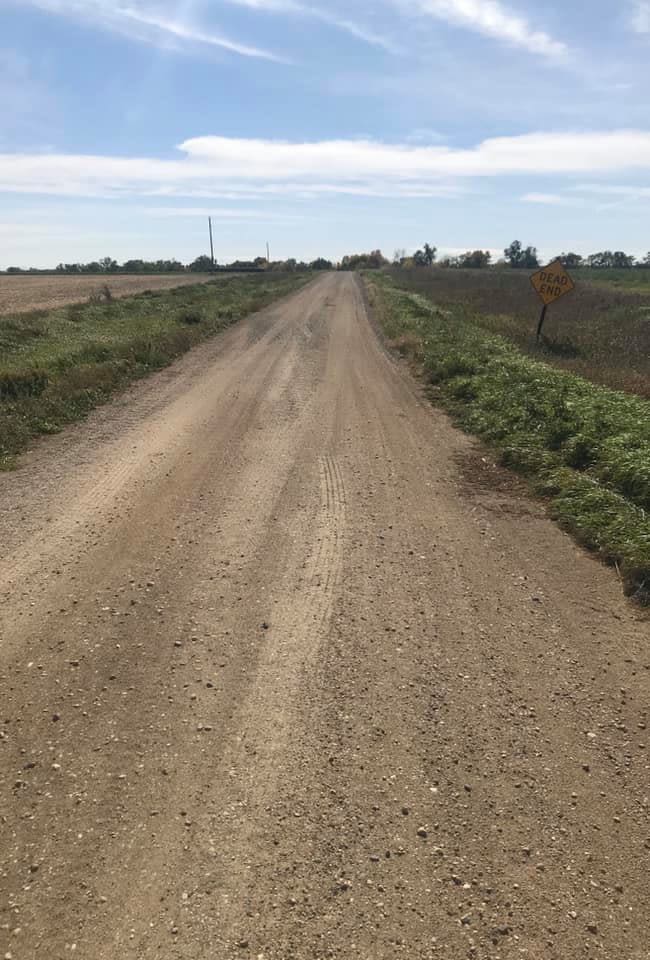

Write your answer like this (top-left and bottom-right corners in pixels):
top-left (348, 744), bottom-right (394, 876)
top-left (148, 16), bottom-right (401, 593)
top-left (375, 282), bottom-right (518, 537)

top-left (0, 273), bottom-right (213, 315)
top-left (386, 266), bottom-right (650, 396)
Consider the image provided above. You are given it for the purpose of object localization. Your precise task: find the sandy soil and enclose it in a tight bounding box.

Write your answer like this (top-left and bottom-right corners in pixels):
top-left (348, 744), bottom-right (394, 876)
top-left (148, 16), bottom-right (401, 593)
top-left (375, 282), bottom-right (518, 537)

top-left (0, 273), bottom-right (648, 959)
top-left (0, 274), bottom-right (213, 315)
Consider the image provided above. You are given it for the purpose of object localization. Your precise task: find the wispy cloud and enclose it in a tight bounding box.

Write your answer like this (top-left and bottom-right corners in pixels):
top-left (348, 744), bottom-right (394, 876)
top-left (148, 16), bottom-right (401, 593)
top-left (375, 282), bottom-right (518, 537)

top-left (144, 205), bottom-right (303, 220)
top-left (629, 0), bottom-right (650, 32)
top-left (2, 131), bottom-right (650, 201)
top-left (522, 192), bottom-right (585, 207)
top-left (571, 183), bottom-right (650, 200)
top-left (11, 0), bottom-right (286, 61)
top-left (223, 0), bottom-right (400, 52)
top-left (522, 192), bottom-right (566, 205)
top-left (394, 0), bottom-right (567, 58)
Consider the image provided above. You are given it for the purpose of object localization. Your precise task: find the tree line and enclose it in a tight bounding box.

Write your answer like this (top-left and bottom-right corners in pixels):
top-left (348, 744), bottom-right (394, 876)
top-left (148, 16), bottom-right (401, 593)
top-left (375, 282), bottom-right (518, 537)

top-left (4, 244), bottom-right (650, 276)
top-left (2, 255), bottom-right (334, 275)
top-left (341, 242), bottom-right (650, 271)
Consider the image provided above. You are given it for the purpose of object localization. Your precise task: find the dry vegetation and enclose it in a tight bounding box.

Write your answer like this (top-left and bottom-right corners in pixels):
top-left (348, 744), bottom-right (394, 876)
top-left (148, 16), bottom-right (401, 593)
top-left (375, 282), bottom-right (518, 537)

top-left (387, 267), bottom-right (650, 397)
top-left (0, 273), bottom-right (214, 316)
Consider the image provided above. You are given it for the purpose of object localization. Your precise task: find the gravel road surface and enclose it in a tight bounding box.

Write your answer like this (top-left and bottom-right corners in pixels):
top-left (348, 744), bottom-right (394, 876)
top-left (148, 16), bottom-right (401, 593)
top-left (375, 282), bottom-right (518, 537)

top-left (0, 272), bottom-right (648, 959)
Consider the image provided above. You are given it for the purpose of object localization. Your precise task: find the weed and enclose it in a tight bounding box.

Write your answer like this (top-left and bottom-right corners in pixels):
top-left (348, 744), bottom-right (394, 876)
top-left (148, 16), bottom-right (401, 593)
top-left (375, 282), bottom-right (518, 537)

top-left (389, 331), bottom-right (424, 359)
top-left (87, 283), bottom-right (113, 305)
top-left (179, 310), bottom-right (204, 325)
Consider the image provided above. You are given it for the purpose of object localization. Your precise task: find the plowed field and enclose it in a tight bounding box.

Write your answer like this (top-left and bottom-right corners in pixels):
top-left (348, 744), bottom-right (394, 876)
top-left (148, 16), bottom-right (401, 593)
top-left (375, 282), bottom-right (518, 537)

top-left (0, 273), bottom-right (213, 315)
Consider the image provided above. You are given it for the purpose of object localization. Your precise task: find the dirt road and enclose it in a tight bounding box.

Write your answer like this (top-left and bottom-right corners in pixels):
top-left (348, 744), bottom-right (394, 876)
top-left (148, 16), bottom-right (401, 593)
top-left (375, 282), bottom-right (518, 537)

top-left (0, 273), bottom-right (648, 960)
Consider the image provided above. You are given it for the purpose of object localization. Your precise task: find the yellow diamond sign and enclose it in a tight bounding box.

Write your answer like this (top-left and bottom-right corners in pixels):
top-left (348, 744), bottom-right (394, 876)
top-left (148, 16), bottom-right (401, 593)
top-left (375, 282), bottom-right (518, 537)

top-left (530, 259), bottom-right (575, 306)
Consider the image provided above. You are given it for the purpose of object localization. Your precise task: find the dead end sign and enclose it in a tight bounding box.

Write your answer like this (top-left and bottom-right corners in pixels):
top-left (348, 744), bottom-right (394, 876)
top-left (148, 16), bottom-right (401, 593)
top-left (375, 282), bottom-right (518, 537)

top-left (530, 259), bottom-right (575, 306)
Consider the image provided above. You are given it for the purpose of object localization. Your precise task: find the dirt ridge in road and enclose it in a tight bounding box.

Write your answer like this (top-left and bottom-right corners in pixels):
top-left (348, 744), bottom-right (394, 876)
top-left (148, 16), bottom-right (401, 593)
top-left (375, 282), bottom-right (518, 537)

top-left (0, 273), bottom-right (648, 960)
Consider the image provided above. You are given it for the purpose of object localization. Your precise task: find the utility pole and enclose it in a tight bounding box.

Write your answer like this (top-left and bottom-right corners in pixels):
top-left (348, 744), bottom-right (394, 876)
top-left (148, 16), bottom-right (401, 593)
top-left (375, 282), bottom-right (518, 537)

top-left (208, 217), bottom-right (215, 268)
top-left (266, 242), bottom-right (270, 263)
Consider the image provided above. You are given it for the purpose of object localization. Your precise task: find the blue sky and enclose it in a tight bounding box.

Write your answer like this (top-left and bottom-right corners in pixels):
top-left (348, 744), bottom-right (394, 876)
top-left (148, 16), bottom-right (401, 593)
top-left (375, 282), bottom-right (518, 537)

top-left (2, 0), bottom-right (650, 267)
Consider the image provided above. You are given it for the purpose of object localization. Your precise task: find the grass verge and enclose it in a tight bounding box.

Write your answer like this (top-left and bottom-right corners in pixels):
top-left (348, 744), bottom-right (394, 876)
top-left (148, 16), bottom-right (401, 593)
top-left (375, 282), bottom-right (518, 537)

top-left (0, 273), bottom-right (308, 468)
top-left (366, 272), bottom-right (650, 604)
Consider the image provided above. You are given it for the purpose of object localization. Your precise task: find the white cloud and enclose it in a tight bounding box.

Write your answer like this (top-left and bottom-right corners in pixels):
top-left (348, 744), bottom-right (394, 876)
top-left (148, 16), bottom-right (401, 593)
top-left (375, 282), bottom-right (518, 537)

top-left (630, 1), bottom-right (650, 32)
top-left (3, 131), bottom-right (650, 200)
top-left (144, 205), bottom-right (303, 220)
top-left (522, 192), bottom-right (564, 204)
top-left (571, 183), bottom-right (650, 200)
top-left (223, 0), bottom-right (400, 52)
top-left (522, 192), bottom-right (582, 206)
top-left (396, 0), bottom-right (567, 58)
top-left (179, 131), bottom-right (650, 178)
top-left (524, 183), bottom-right (650, 211)
top-left (11, 0), bottom-right (286, 61)
top-left (225, 0), bottom-right (564, 57)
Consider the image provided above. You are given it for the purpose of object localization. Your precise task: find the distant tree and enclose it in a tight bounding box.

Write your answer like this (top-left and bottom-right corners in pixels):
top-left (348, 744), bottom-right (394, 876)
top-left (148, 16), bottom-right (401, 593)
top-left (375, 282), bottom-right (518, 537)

top-left (412, 243), bottom-right (437, 267)
top-left (226, 260), bottom-right (257, 270)
top-left (122, 259), bottom-right (146, 273)
top-left (504, 240), bottom-right (523, 266)
top-left (504, 240), bottom-right (539, 269)
top-left (310, 258), bottom-right (333, 270)
top-left (367, 249), bottom-right (388, 269)
top-left (189, 254), bottom-right (215, 272)
top-left (585, 250), bottom-right (634, 269)
top-left (339, 250), bottom-right (388, 270)
top-left (423, 242), bottom-right (437, 266)
top-left (524, 247), bottom-right (540, 268)
top-left (641, 252), bottom-right (650, 267)
top-left (458, 250), bottom-right (491, 268)
top-left (6, 266), bottom-right (22, 274)
top-left (98, 256), bottom-right (118, 273)
top-left (613, 250), bottom-right (635, 268)
top-left (556, 252), bottom-right (584, 268)
top-left (393, 248), bottom-right (406, 265)
top-left (586, 250), bottom-right (634, 268)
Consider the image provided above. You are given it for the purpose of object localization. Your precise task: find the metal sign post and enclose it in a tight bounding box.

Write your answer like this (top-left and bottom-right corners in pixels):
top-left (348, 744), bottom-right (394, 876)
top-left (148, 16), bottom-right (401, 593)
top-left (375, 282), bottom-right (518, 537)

top-left (536, 304), bottom-right (548, 341)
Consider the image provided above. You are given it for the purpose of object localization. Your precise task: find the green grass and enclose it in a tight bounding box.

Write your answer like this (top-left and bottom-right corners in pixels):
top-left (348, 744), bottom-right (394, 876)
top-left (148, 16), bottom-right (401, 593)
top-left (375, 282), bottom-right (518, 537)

top-left (385, 266), bottom-right (650, 397)
top-left (0, 273), bottom-right (308, 468)
top-left (367, 273), bottom-right (650, 603)
top-left (573, 267), bottom-right (650, 293)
